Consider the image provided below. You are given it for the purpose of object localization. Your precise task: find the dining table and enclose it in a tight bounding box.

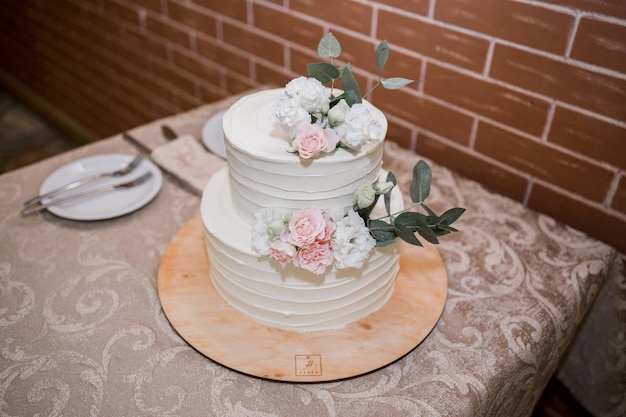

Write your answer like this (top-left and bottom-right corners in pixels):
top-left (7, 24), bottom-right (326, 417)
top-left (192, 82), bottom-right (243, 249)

top-left (1, 89), bottom-right (624, 417)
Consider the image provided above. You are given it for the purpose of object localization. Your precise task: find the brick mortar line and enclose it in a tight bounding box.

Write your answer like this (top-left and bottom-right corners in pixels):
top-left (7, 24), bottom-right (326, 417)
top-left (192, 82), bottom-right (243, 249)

top-left (369, 1), bottom-right (378, 38)
top-left (522, 178), bottom-right (534, 206)
top-left (564, 12), bottom-right (581, 58)
top-left (409, 127), bottom-right (418, 150)
top-left (247, 0), bottom-right (254, 25)
top-left (514, 0), bottom-right (626, 25)
top-left (483, 41), bottom-right (495, 77)
top-left (468, 118), bottom-right (479, 150)
top-left (428, 0), bottom-right (437, 19)
top-left (541, 102), bottom-right (556, 142)
top-left (604, 171), bottom-right (623, 209)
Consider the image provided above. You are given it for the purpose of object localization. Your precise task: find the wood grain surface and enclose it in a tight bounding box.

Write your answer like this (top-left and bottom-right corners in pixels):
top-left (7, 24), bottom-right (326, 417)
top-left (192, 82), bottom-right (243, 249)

top-left (157, 214), bottom-right (448, 382)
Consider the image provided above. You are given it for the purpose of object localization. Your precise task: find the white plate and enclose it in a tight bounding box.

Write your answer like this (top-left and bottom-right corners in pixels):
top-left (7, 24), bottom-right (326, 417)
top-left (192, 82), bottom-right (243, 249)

top-left (201, 110), bottom-right (227, 159)
top-left (39, 154), bottom-right (163, 221)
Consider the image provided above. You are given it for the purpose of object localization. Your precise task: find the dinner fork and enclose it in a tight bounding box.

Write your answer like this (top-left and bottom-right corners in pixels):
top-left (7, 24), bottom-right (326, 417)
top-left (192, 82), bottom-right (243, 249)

top-left (21, 172), bottom-right (154, 215)
top-left (23, 154), bottom-right (144, 207)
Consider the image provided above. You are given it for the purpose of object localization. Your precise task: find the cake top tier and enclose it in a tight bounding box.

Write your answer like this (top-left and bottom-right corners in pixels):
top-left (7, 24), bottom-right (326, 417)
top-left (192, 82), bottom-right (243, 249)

top-left (222, 88), bottom-right (386, 224)
top-left (222, 88), bottom-right (388, 164)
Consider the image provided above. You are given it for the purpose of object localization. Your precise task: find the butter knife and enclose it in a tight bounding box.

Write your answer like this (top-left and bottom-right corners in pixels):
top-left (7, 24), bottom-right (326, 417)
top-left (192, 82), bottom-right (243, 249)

top-left (22, 172), bottom-right (153, 215)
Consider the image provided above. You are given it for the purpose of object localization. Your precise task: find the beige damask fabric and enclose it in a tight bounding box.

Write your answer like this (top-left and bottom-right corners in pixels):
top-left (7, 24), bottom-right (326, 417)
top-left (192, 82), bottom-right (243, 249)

top-left (0, 108), bottom-right (622, 416)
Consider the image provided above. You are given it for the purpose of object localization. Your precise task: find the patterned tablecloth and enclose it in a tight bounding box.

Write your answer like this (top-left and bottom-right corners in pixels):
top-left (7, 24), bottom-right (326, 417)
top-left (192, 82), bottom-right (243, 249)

top-left (0, 94), bottom-right (623, 417)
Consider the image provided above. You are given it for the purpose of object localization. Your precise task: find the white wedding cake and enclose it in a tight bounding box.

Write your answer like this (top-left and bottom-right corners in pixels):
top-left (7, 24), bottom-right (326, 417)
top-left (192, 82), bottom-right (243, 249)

top-left (200, 87), bottom-right (402, 332)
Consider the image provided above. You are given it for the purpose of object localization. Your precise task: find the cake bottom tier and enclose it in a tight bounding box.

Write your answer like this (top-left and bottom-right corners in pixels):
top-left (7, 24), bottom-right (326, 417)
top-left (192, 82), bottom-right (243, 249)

top-left (200, 168), bottom-right (401, 332)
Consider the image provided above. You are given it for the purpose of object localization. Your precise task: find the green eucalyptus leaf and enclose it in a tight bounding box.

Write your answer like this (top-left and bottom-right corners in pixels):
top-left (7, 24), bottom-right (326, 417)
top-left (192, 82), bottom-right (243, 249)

top-left (318, 32), bottom-right (341, 59)
top-left (434, 224), bottom-right (458, 235)
top-left (384, 170), bottom-right (397, 217)
top-left (439, 207), bottom-right (466, 225)
top-left (417, 225), bottom-right (439, 244)
top-left (340, 64), bottom-right (362, 104)
top-left (409, 160), bottom-right (432, 203)
top-left (375, 40), bottom-right (389, 76)
top-left (307, 62), bottom-right (341, 83)
top-left (369, 219), bottom-right (387, 227)
top-left (421, 202), bottom-right (437, 217)
top-left (381, 77), bottom-right (414, 89)
top-left (432, 228), bottom-right (451, 237)
top-left (375, 238), bottom-right (397, 247)
top-left (394, 223), bottom-right (423, 246)
top-left (369, 219), bottom-right (396, 244)
top-left (395, 212), bottom-right (439, 244)
top-left (395, 211), bottom-right (425, 226)
top-left (343, 89), bottom-right (360, 107)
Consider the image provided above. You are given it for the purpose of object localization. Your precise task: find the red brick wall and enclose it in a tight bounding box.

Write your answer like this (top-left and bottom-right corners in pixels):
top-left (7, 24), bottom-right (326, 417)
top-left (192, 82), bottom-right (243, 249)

top-left (1, 0), bottom-right (625, 253)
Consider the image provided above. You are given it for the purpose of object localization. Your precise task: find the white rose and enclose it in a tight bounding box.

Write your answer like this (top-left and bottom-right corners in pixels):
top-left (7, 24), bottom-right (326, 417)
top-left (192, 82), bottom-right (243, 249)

top-left (252, 208), bottom-right (290, 255)
top-left (332, 210), bottom-right (376, 269)
top-left (373, 181), bottom-right (394, 195)
top-left (272, 95), bottom-right (310, 139)
top-left (285, 76), bottom-right (328, 113)
top-left (339, 103), bottom-right (382, 149)
top-left (353, 183), bottom-right (376, 210)
top-left (327, 99), bottom-right (349, 127)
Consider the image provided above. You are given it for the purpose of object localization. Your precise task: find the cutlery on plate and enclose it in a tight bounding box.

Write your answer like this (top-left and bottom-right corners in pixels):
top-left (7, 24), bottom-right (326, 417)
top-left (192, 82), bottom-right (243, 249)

top-left (23, 154), bottom-right (144, 207)
top-left (21, 172), bottom-right (154, 215)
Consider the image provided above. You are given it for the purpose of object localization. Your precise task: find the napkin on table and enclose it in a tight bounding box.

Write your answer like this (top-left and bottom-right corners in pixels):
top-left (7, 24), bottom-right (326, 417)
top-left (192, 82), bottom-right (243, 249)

top-left (151, 134), bottom-right (226, 194)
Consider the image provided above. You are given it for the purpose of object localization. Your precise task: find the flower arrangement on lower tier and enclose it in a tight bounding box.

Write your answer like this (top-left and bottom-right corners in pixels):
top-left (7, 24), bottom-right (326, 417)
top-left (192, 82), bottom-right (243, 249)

top-left (272, 33), bottom-right (414, 159)
top-left (252, 160), bottom-right (465, 275)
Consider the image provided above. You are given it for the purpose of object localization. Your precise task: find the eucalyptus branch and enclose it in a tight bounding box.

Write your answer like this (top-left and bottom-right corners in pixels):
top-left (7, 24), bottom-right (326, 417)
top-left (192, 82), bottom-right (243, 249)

top-left (362, 81), bottom-right (381, 99)
top-left (369, 201), bottom-right (425, 223)
top-left (369, 224), bottom-right (425, 232)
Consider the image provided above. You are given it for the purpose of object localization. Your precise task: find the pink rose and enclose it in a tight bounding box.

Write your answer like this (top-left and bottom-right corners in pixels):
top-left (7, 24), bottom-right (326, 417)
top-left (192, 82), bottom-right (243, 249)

top-left (318, 218), bottom-right (336, 243)
top-left (287, 207), bottom-right (327, 247)
top-left (323, 127), bottom-right (339, 152)
top-left (293, 124), bottom-right (337, 159)
top-left (293, 242), bottom-right (334, 274)
top-left (269, 241), bottom-right (296, 266)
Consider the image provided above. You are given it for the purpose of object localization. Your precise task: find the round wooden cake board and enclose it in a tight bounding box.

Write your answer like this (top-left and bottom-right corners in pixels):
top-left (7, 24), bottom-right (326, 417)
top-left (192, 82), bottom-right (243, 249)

top-left (157, 214), bottom-right (448, 382)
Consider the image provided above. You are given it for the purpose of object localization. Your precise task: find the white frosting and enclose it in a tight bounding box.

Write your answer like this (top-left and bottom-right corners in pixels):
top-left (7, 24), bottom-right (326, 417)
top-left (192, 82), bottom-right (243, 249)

top-left (201, 169), bottom-right (401, 332)
top-left (200, 88), bottom-right (402, 332)
top-left (222, 89), bottom-right (386, 223)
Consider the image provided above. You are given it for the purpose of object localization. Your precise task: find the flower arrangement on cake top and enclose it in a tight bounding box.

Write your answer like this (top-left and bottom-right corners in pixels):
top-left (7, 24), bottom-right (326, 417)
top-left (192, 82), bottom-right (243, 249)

top-left (273, 33), bottom-right (414, 159)
top-left (252, 34), bottom-right (465, 275)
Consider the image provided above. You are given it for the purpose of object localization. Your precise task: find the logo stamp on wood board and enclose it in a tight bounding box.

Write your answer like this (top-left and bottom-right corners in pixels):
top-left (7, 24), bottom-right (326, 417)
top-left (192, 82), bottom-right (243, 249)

top-left (295, 354), bottom-right (322, 376)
